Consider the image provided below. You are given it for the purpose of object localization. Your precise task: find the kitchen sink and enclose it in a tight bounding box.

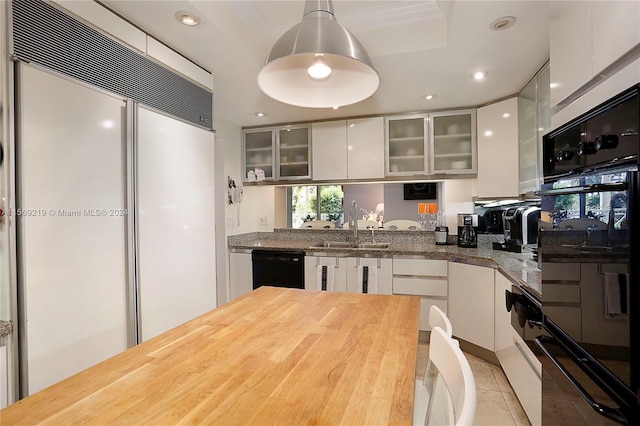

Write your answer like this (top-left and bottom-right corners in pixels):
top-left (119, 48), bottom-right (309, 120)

top-left (310, 241), bottom-right (390, 250)
top-left (562, 244), bottom-right (628, 253)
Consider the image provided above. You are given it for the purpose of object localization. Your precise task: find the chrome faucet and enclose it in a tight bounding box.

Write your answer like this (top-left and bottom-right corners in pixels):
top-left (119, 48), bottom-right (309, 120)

top-left (608, 193), bottom-right (627, 245)
top-left (349, 200), bottom-right (358, 246)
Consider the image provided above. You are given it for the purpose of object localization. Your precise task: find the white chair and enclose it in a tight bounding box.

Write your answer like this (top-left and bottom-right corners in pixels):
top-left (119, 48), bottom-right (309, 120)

top-left (425, 327), bottom-right (477, 426)
top-left (300, 220), bottom-right (335, 229)
top-left (343, 219), bottom-right (378, 230)
top-left (413, 306), bottom-right (454, 425)
top-left (384, 219), bottom-right (422, 230)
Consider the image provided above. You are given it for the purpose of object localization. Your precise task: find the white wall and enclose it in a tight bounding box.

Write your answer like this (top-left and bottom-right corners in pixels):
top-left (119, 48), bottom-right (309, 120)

top-left (342, 183), bottom-right (384, 217)
top-left (382, 183), bottom-right (439, 222)
top-left (218, 117), bottom-right (276, 305)
top-left (441, 179), bottom-right (476, 234)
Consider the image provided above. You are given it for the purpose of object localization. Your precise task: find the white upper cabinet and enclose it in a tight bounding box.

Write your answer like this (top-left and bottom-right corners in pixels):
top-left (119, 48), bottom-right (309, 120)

top-left (277, 125), bottom-right (311, 180)
top-left (591, 1), bottom-right (640, 74)
top-left (243, 125), bottom-right (311, 182)
top-left (386, 114), bottom-right (428, 176)
top-left (243, 128), bottom-right (275, 182)
top-left (549, 1), bottom-right (592, 108)
top-left (386, 110), bottom-right (476, 177)
top-left (347, 117), bottom-right (385, 180)
top-left (550, 0), bottom-right (640, 109)
top-left (312, 117), bottom-right (384, 181)
top-left (312, 121), bottom-right (348, 181)
top-left (476, 97), bottom-right (519, 198)
top-left (430, 110), bottom-right (476, 174)
top-left (519, 63), bottom-right (550, 195)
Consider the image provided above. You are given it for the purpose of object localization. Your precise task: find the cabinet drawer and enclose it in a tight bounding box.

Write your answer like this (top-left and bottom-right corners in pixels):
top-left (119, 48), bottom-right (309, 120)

top-left (544, 283), bottom-right (580, 304)
top-left (393, 258), bottom-right (447, 276)
top-left (541, 262), bottom-right (580, 282)
top-left (393, 277), bottom-right (447, 297)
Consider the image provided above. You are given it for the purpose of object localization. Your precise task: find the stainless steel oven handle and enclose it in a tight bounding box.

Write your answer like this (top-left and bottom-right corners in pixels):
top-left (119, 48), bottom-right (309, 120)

top-left (536, 182), bottom-right (628, 197)
top-left (534, 336), bottom-right (629, 425)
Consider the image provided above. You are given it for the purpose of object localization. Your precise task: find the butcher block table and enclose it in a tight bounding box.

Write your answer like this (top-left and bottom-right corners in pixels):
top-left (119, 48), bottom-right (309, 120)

top-left (2, 286), bottom-right (420, 425)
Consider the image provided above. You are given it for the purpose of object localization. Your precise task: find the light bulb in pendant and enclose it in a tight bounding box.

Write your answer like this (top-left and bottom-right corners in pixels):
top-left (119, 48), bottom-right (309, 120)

top-left (307, 57), bottom-right (332, 80)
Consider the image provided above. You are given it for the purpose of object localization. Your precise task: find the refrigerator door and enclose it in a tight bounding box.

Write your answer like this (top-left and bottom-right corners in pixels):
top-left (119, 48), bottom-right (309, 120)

top-left (18, 64), bottom-right (129, 395)
top-left (136, 107), bottom-right (216, 341)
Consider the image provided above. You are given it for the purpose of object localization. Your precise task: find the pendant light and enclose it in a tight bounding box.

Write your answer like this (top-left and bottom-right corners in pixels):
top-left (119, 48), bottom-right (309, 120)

top-left (258, 0), bottom-right (380, 108)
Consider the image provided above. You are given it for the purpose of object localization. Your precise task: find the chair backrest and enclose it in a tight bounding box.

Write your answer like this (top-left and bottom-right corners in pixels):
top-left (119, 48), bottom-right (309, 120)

top-left (429, 305), bottom-right (452, 337)
top-left (421, 305), bottom-right (454, 388)
top-left (343, 220), bottom-right (378, 230)
top-left (384, 219), bottom-right (422, 230)
top-left (427, 327), bottom-right (477, 426)
top-left (300, 220), bottom-right (335, 229)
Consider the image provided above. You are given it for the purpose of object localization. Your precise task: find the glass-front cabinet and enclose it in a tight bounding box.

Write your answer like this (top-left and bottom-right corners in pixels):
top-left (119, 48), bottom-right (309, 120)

top-left (277, 125), bottom-right (311, 180)
top-left (519, 62), bottom-right (550, 194)
top-left (386, 114), bottom-right (427, 175)
top-left (430, 110), bottom-right (476, 174)
top-left (242, 124), bottom-right (311, 182)
top-left (243, 128), bottom-right (275, 181)
top-left (385, 110), bottom-right (476, 176)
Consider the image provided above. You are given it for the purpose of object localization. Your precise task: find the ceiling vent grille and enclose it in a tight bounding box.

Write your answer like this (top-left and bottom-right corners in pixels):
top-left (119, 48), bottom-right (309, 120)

top-left (11, 0), bottom-right (213, 129)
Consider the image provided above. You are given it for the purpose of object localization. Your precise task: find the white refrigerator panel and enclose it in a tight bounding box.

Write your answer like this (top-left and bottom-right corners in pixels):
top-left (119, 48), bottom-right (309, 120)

top-left (137, 107), bottom-right (216, 341)
top-left (19, 65), bottom-right (129, 394)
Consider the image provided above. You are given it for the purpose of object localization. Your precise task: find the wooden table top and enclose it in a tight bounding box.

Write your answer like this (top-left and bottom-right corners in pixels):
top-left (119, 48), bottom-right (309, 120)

top-left (2, 287), bottom-right (420, 425)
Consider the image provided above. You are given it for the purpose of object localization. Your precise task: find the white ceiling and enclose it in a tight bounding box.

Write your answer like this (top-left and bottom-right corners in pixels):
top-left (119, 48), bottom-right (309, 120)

top-left (101, 0), bottom-right (550, 128)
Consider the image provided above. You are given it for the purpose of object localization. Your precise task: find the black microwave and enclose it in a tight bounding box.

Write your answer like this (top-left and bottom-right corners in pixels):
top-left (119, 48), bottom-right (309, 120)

top-left (403, 183), bottom-right (437, 200)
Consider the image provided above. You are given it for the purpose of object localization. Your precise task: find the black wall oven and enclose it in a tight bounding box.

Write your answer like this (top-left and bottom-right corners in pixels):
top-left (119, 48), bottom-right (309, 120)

top-left (519, 85), bottom-right (639, 424)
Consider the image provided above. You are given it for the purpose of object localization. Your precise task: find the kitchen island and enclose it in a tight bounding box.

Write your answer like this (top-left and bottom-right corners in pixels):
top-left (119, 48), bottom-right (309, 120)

top-left (1, 287), bottom-right (420, 425)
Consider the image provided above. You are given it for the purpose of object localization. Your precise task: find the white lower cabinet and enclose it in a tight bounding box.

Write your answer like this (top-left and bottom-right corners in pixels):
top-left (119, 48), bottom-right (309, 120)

top-left (448, 262), bottom-right (495, 350)
top-left (229, 252), bottom-right (253, 301)
top-left (304, 256), bottom-right (348, 292)
top-left (494, 272), bottom-right (513, 363)
top-left (392, 258), bottom-right (448, 331)
top-left (495, 271), bottom-right (541, 426)
top-left (346, 257), bottom-right (392, 294)
top-left (501, 329), bottom-right (542, 426)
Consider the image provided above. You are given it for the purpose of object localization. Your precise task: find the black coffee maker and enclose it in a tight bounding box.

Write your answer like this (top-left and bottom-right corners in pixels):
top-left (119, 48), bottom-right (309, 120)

top-left (457, 214), bottom-right (478, 248)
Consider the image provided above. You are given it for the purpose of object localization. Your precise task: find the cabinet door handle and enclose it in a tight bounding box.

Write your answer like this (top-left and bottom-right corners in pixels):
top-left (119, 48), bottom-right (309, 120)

top-left (362, 266), bottom-right (369, 293)
top-left (512, 338), bottom-right (541, 380)
top-left (321, 265), bottom-right (327, 291)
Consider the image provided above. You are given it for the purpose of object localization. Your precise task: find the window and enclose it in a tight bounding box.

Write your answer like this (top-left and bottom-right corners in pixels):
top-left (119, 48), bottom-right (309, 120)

top-left (288, 185), bottom-right (344, 228)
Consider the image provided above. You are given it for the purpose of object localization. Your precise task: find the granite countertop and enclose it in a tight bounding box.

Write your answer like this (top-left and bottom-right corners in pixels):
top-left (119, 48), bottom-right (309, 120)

top-left (229, 229), bottom-right (541, 297)
top-left (0, 320), bottom-right (13, 338)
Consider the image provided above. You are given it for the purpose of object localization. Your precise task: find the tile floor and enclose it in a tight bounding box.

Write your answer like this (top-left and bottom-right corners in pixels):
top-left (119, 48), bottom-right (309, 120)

top-left (416, 342), bottom-right (530, 426)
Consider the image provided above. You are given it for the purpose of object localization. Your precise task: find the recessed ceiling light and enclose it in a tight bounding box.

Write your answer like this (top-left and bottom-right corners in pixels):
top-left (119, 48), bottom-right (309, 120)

top-left (332, 106), bottom-right (339, 110)
top-left (255, 112), bottom-right (264, 117)
top-left (502, 113), bottom-right (510, 118)
top-left (423, 94), bottom-right (436, 100)
top-left (175, 10), bottom-right (200, 26)
top-left (472, 71), bottom-right (487, 80)
top-left (484, 130), bottom-right (493, 137)
top-left (490, 16), bottom-right (516, 31)
top-left (550, 82), bottom-right (559, 89)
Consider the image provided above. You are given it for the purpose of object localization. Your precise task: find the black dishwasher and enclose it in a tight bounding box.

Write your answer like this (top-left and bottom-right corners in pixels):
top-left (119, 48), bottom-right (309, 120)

top-left (251, 250), bottom-right (305, 290)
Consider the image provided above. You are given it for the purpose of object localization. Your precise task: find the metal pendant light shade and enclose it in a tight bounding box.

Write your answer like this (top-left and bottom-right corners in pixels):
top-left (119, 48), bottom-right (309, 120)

top-left (258, 0), bottom-right (380, 108)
